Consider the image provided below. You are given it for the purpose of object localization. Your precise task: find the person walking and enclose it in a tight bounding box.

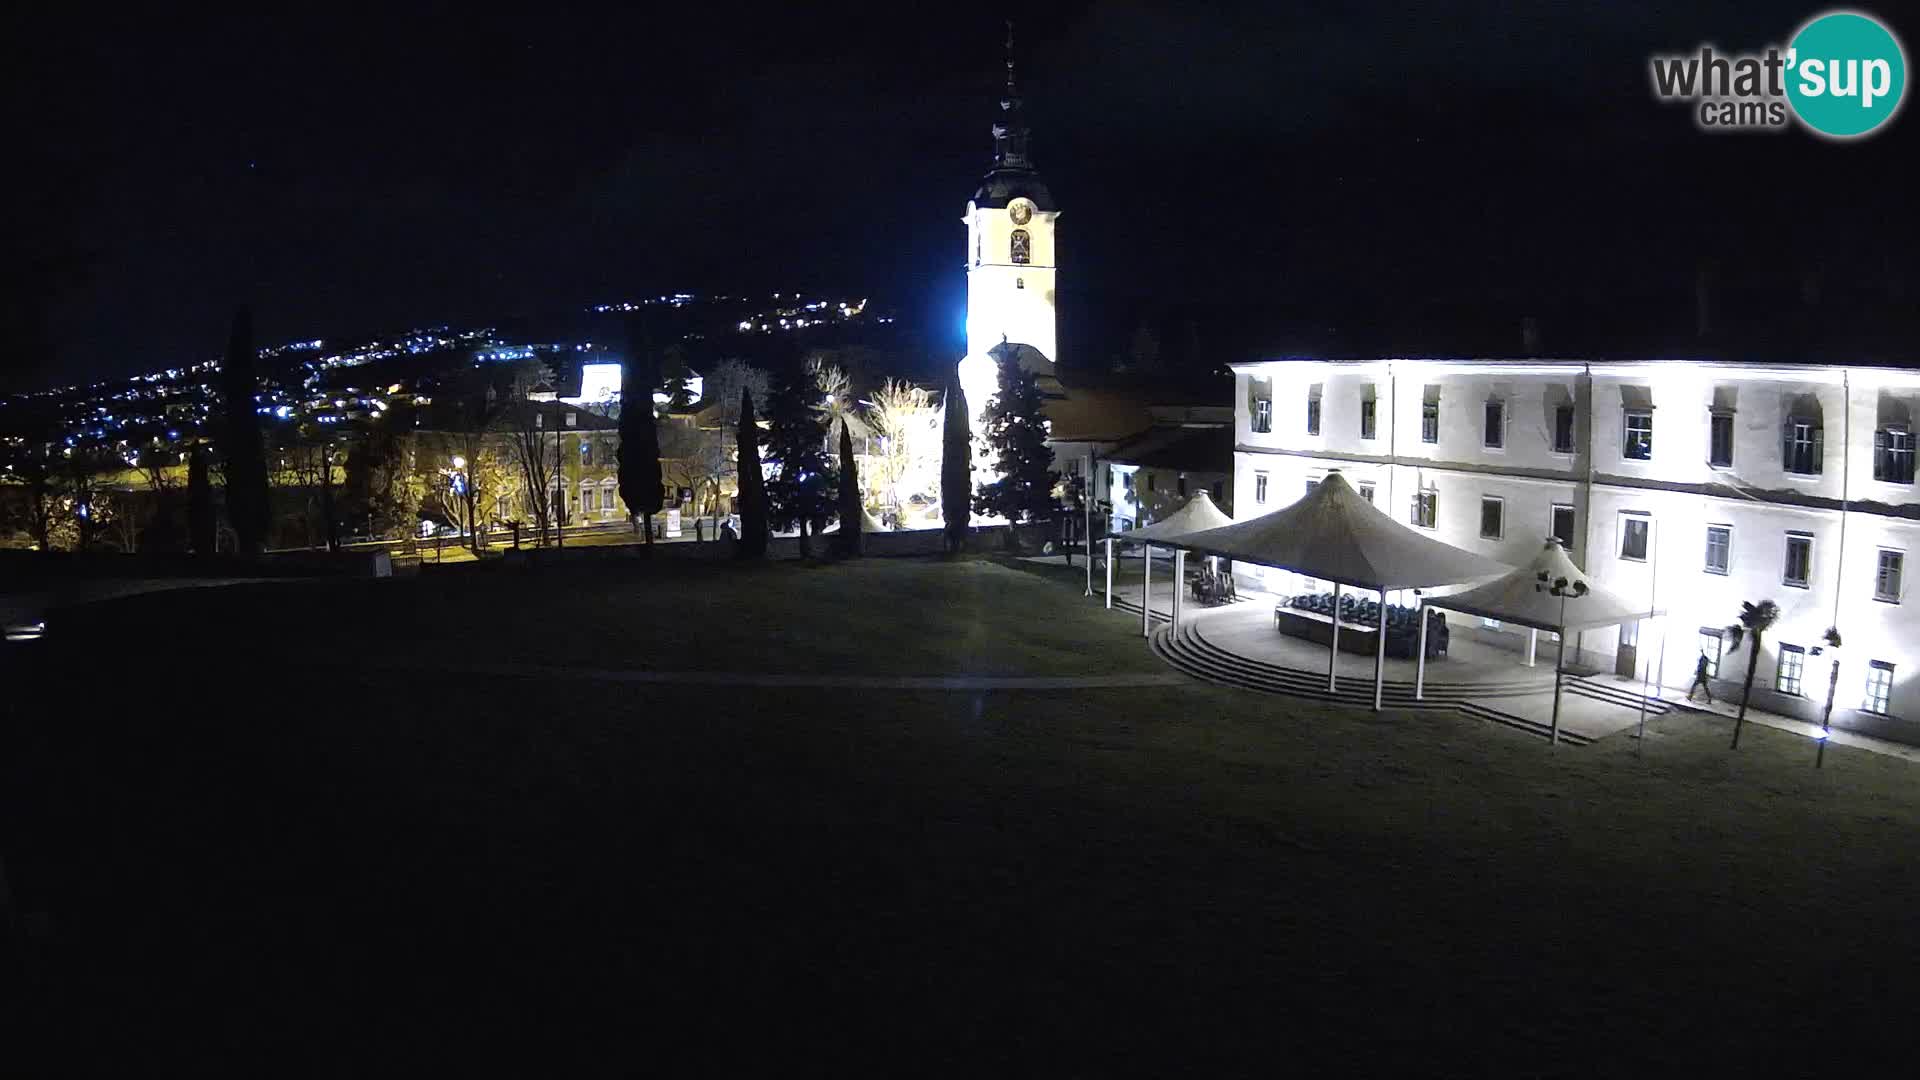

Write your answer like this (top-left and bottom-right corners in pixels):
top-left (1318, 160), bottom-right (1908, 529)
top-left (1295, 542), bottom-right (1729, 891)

top-left (1687, 651), bottom-right (1715, 704)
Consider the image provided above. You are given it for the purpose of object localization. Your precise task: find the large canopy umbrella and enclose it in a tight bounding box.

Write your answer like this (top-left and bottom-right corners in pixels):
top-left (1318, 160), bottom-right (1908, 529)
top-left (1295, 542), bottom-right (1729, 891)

top-left (1425, 540), bottom-right (1664, 743)
top-left (1171, 472), bottom-right (1508, 710)
top-left (1102, 491), bottom-right (1235, 637)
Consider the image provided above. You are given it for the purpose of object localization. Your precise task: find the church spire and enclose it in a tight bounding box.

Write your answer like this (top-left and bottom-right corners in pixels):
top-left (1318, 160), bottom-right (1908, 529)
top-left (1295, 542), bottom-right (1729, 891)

top-left (992, 19), bottom-right (1032, 170)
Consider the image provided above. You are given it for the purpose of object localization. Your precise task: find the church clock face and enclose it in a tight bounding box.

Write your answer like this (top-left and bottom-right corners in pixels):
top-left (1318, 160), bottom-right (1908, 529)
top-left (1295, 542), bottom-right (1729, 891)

top-left (1008, 199), bottom-right (1033, 225)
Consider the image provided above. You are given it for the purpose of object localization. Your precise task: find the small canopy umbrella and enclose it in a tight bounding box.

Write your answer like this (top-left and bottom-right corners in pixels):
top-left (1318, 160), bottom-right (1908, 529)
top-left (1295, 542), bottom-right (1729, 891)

top-left (1101, 491), bottom-right (1235, 636)
top-left (1171, 472), bottom-right (1508, 711)
top-left (1424, 540), bottom-right (1664, 743)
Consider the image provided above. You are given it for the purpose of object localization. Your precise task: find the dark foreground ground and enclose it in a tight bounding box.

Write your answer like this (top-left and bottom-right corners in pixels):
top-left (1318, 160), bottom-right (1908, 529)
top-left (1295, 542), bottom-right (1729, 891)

top-left (4, 558), bottom-right (1918, 1075)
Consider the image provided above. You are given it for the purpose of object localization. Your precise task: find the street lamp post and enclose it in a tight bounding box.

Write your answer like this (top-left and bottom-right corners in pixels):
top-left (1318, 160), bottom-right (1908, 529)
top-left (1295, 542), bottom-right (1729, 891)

top-left (1535, 572), bottom-right (1589, 746)
top-left (1814, 626), bottom-right (1843, 768)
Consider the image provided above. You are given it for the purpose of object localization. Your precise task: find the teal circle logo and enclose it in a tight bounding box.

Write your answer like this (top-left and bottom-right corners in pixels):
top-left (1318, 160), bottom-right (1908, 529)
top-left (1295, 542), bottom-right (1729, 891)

top-left (1786, 10), bottom-right (1907, 138)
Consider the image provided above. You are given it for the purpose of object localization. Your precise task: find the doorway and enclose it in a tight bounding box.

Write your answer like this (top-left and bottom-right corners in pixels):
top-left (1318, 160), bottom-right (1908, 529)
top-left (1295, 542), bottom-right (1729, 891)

top-left (1615, 620), bottom-right (1639, 678)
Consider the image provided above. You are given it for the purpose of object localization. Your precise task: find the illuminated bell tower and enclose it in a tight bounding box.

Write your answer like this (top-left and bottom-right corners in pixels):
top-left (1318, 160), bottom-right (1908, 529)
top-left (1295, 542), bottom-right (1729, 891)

top-left (958, 23), bottom-right (1059, 435)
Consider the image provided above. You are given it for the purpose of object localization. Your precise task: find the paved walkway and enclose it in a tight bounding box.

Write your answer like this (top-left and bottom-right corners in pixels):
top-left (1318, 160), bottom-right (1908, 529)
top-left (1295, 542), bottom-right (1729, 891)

top-left (351, 661), bottom-right (1190, 692)
top-left (1657, 691), bottom-right (1920, 764)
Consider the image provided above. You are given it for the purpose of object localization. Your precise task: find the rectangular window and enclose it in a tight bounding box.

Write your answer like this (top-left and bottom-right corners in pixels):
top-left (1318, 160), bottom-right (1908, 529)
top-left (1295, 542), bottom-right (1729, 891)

top-left (1305, 478), bottom-right (1319, 496)
top-left (564, 412), bottom-right (577, 428)
top-left (1360, 399), bottom-right (1377, 440)
top-left (1306, 395), bottom-right (1322, 436)
top-left (1623, 410), bottom-right (1653, 460)
top-left (1252, 398), bottom-right (1272, 433)
top-left (1784, 532), bottom-right (1813, 587)
top-left (1704, 525), bottom-right (1731, 576)
top-left (1413, 488), bottom-right (1437, 529)
top-left (1875, 428), bottom-right (1915, 484)
top-left (581, 486), bottom-right (596, 512)
top-left (1620, 514), bottom-right (1650, 562)
top-left (1483, 400), bottom-right (1505, 449)
top-left (1357, 481), bottom-right (1375, 505)
top-left (1421, 401), bottom-right (1439, 444)
top-left (580, 440), bottom-right (593, 466)
top-left (1710, 412), bottom-right (1735, 468)
top-left (1479, 496), bottom-right (1503, 540)
top-left (1698, 628), bottom-right (1724, 679)
top-left (1177, 474), bottom-right (1188, 497)
top-left (1254, 472), bottom-right (1268, 505)
top-left (1775, 643), bottom-right (1806, 696)
top-left (1875, 549), bottom-right (1903, 603)
top-left (1553, 404), bottom-right (1576, 454)
top-left (1211, 480), bottom-right (1224, 503)
top-left (1863, 660), bottom-right (1894, 714)
top-left (1784, 419), bottom-right (1821, 475)
top-left (1551, 504), bottom-right (1576, 549)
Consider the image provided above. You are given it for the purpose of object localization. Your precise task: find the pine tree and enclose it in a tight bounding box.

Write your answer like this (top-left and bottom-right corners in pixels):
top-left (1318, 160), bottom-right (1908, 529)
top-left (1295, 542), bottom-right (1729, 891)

top-left (216, 306), bottom-right (271, 555)
top-left (763, 367), bottom-right (837, 559)
top-left (940, 377), bottom-right (971, 554)
top-left (187, 442), bottom-right (215, 555)
top-left (836, 420), bottom-right (862, 558)
top-left (735, 387), bottom-right (769, 559)
top-left (618, 354), bottom-right (663, 549)
top-left (974, 348), bottom-right (1057, 542)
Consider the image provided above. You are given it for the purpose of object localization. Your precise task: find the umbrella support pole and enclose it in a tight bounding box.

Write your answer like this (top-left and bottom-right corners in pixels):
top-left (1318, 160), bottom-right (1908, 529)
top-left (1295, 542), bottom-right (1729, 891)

top-left (1415, 600), bottom-right (1429, 701)
top-left (1142, 543), bottom-right (1153, 639)
top-left (1328, 583), bottom-right (1341, 692)
top-left (1171, 549), bottom-right (1186, 633)
top-left (1103, 538), bottom-right (1114, 609)
top-left (1373, 588), bottom-right (1388, 712)
top-left (1526, 629), bottom-right (1538, 667)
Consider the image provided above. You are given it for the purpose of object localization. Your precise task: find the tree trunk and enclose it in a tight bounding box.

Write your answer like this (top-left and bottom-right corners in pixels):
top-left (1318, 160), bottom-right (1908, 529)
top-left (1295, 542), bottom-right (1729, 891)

top-left (797, 519), bottom-right (812, 560)
top-left (643, 512), bottom-right (654, 550)
top-left (1731, 635), bottom-right (1760, 748)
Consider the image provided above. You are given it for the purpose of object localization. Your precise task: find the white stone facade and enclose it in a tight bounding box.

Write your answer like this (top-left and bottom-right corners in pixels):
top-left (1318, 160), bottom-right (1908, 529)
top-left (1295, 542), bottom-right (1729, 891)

top-left (1232, 359), bottom-right (1920, 742)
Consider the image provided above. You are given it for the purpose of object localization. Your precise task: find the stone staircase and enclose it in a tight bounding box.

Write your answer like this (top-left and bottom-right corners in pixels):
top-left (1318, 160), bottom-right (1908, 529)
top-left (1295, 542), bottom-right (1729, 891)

top-left (1148, 619), bottom-right (1599, 746)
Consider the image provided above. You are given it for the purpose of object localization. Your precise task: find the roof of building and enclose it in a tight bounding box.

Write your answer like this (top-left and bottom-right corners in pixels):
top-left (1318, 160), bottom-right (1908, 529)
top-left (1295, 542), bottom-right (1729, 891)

top-left (1103, 424), bottom-right (1231, 475)
top-left (1040, 388), bottom-right (1156, 445)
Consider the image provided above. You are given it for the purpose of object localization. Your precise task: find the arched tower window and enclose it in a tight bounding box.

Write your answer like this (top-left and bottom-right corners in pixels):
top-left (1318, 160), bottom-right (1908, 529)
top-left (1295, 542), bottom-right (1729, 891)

top-left (1010, 228), bottom-right (1031, 265)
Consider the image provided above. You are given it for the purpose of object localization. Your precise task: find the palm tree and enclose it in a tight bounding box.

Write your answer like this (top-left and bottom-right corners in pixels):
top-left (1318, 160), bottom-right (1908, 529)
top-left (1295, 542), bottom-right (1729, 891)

top-left (1723, 599), bottom-right (1781, 749)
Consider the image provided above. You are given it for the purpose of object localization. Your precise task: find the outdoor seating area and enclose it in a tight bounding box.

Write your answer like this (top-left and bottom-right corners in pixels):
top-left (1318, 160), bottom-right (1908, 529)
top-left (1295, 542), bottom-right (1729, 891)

top-left (1190, 565), bottom-right (1238, 605)
top-left (1276, 593), bottom-right (1448, 659)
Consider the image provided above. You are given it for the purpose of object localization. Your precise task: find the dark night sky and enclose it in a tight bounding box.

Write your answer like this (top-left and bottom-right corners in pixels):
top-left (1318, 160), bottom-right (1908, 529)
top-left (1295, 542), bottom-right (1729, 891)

top-left (6, 2), bottom-right (1916, 389)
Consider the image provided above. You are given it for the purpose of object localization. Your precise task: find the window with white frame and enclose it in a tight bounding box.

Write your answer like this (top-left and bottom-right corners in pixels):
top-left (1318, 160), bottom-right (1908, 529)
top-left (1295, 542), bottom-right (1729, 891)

top-left (1254, 472), bottom-right (1268, 505)
top-left (1413, 486), bottom-right (1438, 529)
top-left (1551, 504), bottom-right (1576, 549)
top-left (580, 483), bottom-right (596, 512)
top-left (1783, 418), bottom-right (1822, 475)
top-left (1784, 532), bottom-right (1813, 587)
top-left (1875, 548), bottom-right (1903, 603)
top-left (1421, 396), bottom-right (1439, 444)
top-left (580, 440), bottom-right (593, 465)
top-left (1479, 496), bottom-right (1504, 539)
top-left (602, 480), bottom-right (617, 514)
top-left (1360, 397), bottom-right (1377, 440)
top-left (1306, 390), bottom-right (1322, 436)
top-left (1483, 400), bottom-right (1505, 449)
top-left (1623, 410), bottom-right (1653, 460)
top-left (1704, 525), bottom-right (1731, 576)
top-left (1875, 427), bottom-right (1915, 484)
top-left (1863, 660), bottom-right (1894, 714)
top-left (1553, 404), bottom-right (1576, 454)
top-left (1619, 513), bottom-right (1650, 562)
top-left (1304, 477), bottom-right (1319, 496)
top-left (1775, 643), bottom-right (1806, 696)
top-left (1252, 398), bottom-right (1272, 433)
top-left (1357, 481), bottom-right (1375, 504)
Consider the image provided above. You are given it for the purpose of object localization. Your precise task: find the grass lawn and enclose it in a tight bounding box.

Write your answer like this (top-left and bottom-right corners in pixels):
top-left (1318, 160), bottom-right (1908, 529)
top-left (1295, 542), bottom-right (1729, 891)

top-left (6, 557), bottom-right (1919, 1074)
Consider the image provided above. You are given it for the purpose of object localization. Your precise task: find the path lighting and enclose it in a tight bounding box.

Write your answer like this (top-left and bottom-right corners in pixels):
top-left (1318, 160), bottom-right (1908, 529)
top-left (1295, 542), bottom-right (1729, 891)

top-left (1811, 626), bottom-right (1843, 768)
top-left (1534, 571), bottom-right (1589, 746)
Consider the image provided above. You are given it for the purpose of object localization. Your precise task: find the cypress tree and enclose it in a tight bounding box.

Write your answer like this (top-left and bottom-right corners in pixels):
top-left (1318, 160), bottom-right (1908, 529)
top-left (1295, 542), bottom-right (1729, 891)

top-left (187, 442), bottom-right (215, 555)
top-left (735, 387), bottom-right (769, 559)
top-left (217, 306), bottom-right (271, 555)
top-left (762, 367), bottom-right (837, 559)
top-left (940, 377), bottom-right (972, 555)
top-left (974, 348), bottom-right (1058, 549)
top-left (618, 353), bottom-right (664, 549)
top-left (836, 420), bottom-right (862, 558)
